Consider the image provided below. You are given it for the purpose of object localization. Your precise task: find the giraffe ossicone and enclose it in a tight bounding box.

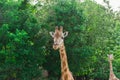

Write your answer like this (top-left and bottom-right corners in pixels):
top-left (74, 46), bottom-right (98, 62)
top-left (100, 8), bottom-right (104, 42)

top-left (50, 26), bottom-right (74, 80)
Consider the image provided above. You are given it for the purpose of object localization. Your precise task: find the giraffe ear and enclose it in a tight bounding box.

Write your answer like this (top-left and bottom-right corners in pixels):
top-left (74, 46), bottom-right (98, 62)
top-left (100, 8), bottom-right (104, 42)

top-left (63, 31), bottom-right (68, 38)
top-left (49, 32), bottom-right (54, 37)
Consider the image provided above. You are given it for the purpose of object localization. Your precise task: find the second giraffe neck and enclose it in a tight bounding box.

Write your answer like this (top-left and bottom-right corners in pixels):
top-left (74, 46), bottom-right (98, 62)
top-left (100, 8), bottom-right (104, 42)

top-left (109, 60), bottom-right (119, 79)
top-left (109, 60), bottom-right (114, 75)
top-left (59, 43), bottom-right (70, 72)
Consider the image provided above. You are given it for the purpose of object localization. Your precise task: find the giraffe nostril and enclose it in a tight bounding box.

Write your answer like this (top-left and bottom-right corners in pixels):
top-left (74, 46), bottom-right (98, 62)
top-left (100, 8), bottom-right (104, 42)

top-left (54, 43), bottom-right (58, 45)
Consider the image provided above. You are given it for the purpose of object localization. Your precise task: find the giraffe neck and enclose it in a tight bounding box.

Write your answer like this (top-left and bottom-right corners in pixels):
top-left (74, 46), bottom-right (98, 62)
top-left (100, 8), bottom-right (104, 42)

top-left (59, 43), bottom-right (74, 80)
top-left (110, 61), bottom-right (113, 73)
top-left (109, 60), bottom-right (116, 79)
top-left (59, 43), bottom-right (69, 72)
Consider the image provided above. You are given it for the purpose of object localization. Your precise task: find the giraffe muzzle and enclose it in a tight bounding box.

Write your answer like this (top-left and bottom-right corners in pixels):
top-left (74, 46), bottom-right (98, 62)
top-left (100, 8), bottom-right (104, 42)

top-left (53, 44), bottom-right (59, 50)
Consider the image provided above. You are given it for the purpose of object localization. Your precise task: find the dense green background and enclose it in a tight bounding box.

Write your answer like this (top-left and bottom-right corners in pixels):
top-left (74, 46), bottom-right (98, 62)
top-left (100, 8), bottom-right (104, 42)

top-left (0, 0), bottom-right (120, 80)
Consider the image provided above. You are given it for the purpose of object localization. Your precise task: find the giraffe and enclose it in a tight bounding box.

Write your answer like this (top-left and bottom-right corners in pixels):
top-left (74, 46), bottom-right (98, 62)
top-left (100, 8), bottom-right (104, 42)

top-left (108, 54), bottom-right (119, 80)
top-left (49, 26), bottom-right (74, 80)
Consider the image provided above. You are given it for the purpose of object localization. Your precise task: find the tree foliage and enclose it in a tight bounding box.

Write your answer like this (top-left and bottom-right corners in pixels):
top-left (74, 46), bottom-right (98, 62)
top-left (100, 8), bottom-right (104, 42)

top-left (0, 0), bottom-right (120, 80)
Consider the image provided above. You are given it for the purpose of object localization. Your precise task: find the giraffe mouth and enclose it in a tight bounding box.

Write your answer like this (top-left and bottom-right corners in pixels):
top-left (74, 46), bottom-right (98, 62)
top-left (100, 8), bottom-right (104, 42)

top-left (53, 45), bottom-right (59, 50)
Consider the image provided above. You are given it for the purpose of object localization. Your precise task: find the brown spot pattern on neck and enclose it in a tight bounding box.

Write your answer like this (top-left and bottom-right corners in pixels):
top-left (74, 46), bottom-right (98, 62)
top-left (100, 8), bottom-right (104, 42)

top-left (109, 59), bottom-right (119, 80)
top-left (64, 73), bottom-right (68, 80)
top-left (59, 43), bottom-right (72, 80)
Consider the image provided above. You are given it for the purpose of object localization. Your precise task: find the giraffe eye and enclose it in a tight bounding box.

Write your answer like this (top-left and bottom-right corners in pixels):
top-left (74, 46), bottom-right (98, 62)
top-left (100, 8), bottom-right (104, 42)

top-left (61, 37), bottom-right (64, 39)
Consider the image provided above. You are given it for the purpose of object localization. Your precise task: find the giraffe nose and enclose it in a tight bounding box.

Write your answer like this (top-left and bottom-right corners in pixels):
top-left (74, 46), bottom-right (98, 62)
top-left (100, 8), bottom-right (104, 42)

top-left (53, 44), bottom-right (59, 50)
top-left (54, 43), bottom-right (58, 45)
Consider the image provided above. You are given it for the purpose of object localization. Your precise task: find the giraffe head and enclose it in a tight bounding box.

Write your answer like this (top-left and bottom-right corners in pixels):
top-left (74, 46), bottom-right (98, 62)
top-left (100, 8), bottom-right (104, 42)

top-left (49, 26), bottom-right (68, 50)
top-left (107, 54), bottom-right (114, 61)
